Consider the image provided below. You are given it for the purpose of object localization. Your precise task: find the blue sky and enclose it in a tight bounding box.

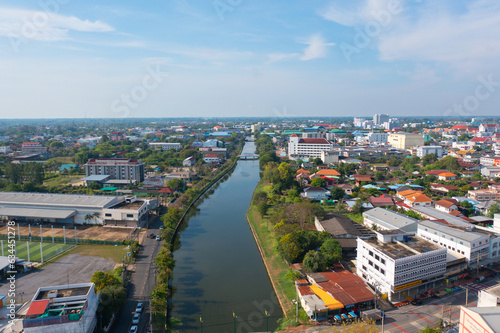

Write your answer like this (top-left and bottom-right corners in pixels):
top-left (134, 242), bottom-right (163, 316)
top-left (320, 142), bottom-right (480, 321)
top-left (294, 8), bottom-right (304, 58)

top-left (0, 0), bottom-right (499, 119)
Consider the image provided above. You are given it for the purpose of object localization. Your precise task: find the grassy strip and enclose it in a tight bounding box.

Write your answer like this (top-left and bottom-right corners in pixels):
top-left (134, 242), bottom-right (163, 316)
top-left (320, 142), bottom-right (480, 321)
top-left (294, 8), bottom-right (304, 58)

top-left (67, 244), bottom-right (129, 263)
top-left (247, 181), bottom-right (310, 330)
top-left (2, 241), bottom-right (74, 262)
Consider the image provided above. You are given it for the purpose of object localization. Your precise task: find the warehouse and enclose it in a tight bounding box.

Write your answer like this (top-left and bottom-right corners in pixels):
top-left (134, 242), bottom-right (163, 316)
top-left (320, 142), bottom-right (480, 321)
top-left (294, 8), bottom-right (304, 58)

top-left (0, 192), bottom-right (148, 227)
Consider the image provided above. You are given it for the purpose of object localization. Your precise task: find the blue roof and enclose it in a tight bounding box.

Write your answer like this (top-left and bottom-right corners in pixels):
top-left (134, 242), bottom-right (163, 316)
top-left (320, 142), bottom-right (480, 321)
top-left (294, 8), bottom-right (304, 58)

top-left (83, 175), bottom-right (110, 181)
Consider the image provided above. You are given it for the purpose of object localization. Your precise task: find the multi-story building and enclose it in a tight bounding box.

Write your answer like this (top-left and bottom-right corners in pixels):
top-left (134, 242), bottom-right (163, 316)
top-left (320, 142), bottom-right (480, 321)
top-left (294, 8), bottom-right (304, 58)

top-left (288, 133), bottom-right (334, 160)
top-left (478, 285), bottom-right (500, 307)
top-left (320, 150), bottom-right (339, 164)
top-left (357, 232), bottom-right (446, 301)
top-left (388, 133), bottom-right (425, 149)
top-left (21, 283), bottom-right (99, 333)
top-left (416, 145), bottom-right (443, 158)
top-left (21, 142), bottom-right (47, 154)
top-left (459, 306), bottom-right (500, 333)
top-left (148, 142), bottom-right (182, 151)
top-left (0, 146), bottom-right (12, 154)
top-left (109, 132), bottom-right (126, 141)
top-left (353, 117), bottom-right (365, 127)
top-left (468, 185), bottom-right (500, 202)
top-left (417, 220), bottom-right (490, 266)
top-left (479, 156), bottom-right (500, 166)
top-left (85, 158), bottom-right (145, 183)
top-left (363, 208), bottom-right (419, 234)
top-left (373, 114), bottom-right (390, 125)
top-left (366, 132), bottom-right (389, 144)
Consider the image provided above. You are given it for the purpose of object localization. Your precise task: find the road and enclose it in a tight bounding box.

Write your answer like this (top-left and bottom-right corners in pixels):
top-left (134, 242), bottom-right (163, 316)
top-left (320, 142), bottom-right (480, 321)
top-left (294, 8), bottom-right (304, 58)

top-left (379, 275), bottom-right (500, 333)
top-left (113, 214), bottom-right (163, 333)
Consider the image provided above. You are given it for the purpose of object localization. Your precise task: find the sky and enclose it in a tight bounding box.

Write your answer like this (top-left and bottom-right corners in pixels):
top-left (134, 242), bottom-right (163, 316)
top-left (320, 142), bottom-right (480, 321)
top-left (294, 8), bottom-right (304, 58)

top-left (0, 0), bottom-right (500, 119)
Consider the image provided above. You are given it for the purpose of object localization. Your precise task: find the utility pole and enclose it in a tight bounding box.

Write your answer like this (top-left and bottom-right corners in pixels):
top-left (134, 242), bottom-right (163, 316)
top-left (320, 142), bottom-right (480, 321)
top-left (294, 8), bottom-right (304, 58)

top-left (149, 299), bottom-right (153, 333)
top-left (465, 286), bottom-right (469, 307)
top-left (381, 310), bottom-right (384, 333)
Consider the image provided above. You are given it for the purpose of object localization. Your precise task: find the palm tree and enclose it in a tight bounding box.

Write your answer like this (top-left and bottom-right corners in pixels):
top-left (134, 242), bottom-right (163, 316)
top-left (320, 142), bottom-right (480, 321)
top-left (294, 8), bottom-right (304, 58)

top-left (92, 212), bottom-right (100, 224)
top-left (84, 214), bottom-right (93, 224)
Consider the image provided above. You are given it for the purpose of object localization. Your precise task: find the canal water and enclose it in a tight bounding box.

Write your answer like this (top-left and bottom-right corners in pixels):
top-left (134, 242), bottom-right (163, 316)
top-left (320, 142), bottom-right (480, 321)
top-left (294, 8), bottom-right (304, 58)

top-left (171, 142), bottom-right (281, 333)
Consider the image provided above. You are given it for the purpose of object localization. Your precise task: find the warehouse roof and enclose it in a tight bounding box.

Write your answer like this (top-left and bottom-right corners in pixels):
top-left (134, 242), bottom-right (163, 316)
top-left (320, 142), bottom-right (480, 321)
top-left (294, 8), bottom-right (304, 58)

top-left (363, 208), bottom-right (419, 233)
top-left (419, 220), bottom-right (487, 243)
top-left (0, 192), bottom-right (120, 209)
top-left (0, 207), bottom-right (76, 219)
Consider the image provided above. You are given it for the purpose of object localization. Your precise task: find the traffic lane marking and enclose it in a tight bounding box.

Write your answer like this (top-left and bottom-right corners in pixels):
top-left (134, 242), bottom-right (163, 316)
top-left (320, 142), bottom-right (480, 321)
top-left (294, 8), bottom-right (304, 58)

top-left (407, 310), bottom-right (435, 326)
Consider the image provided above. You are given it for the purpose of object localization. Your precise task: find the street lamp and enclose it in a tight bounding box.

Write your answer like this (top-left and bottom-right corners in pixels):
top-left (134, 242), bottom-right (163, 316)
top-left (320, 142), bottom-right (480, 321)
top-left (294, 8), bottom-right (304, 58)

top-left (233, 312), bottom-right (237, 333)
top-left (265, 310), bottom-right (270, 331)
top-left (200, 316), bottom-right (203, 333)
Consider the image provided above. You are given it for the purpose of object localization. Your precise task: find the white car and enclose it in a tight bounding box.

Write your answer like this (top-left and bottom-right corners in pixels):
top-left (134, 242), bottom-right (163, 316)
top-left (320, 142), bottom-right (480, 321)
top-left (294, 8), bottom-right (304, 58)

top-left (132, 312), bottom-right (140, 324)
top-left (129, 325), bottom-right (138, 333)
top-left (135, 302), bottom-right (143, 313)
top-left (156, 235), bottom-right (161, 241)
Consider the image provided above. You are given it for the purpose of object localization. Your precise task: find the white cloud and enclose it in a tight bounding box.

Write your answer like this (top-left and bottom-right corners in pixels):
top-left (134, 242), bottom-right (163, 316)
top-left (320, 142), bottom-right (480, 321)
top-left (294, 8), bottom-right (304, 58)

top-left (300, 34), bottom-right (334, 61)
top-left (265, 53), bottom-right (299, 64)
top-left (0, 7), bottom-right (113, 41)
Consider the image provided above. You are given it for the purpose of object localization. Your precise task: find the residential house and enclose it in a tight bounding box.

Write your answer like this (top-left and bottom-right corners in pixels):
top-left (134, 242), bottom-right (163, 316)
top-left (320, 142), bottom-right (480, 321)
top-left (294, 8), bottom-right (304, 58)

top-left (430, 183), bottom-right (460, 195)
top-left (203, 154), bottom-right (221, 164)
top-left (435, 199), bottom-right (459, 213)
top-left (438, 172), bottom-right (457, 181)
top-left (183, 156), bottom-right (196, 167)
top-left (300, 187), bottom-right (331, 201)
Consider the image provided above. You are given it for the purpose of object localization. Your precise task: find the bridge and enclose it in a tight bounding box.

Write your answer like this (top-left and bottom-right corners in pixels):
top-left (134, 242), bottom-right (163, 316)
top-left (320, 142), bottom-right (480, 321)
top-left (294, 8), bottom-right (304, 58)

top-left (238, 154), bottom-right (259, 160)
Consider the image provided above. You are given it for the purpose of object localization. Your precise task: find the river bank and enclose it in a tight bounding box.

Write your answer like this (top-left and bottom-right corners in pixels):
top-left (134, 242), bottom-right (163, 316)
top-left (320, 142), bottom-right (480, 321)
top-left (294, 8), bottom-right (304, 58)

top-left (246, 181), bottom-right (310, 330)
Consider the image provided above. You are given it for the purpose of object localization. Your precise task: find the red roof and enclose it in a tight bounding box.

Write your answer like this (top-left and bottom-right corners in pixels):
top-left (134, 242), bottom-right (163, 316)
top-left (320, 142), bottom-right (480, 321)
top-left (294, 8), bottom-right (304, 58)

top-left (452, 125), bottom-right (468, 130)
top-left (158, 188), bottom-right (173, 194)
top-left (298, 138), bottom-right (330, 144)
top-left (426, 170), bottom-right (447, 175)
top-left (435, 199), bottom-right (458, 209)
top-left (26, 300), bottom-right (49, 316)
top-left (205, 154), bottom-right (218, 158)
top-left (370, 196), bottom-right (394, 204)
top-left (352, 174), bottom-right (372, 182)
top-left (470, 137), bottom-right (490, 142)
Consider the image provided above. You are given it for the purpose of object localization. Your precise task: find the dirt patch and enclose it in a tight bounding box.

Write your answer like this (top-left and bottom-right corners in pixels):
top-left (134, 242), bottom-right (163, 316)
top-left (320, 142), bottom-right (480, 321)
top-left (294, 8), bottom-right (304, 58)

top-left (0, 224), bottom-right (134, 242)
top-left (0, 254), bottom-right (115, 304)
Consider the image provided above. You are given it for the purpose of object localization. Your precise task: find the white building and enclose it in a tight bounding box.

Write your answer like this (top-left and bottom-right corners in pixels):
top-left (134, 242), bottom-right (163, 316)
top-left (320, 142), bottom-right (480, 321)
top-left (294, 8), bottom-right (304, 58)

top-left (183, 156), bottom-right (195, 167)
top-left (288, 134), bottom-right (334, 160)
top-left (22, 283), bottom-right (99, 333)
top-left (362, 208), bottom-right (419, 234)
top-left (149, 142), bottom-right (182, 151)
top-left (85, 158), bottom-right (145, 183)
top-left (0, 192), bottom-right (148, 227)
top-left (203, 154), bottom-right (221, 163)
top-left (417, 220), bottom-right (490, 266)
top-left (373, 114), bottom-right (389, 126)
top-left (416, 145), bottom-right (443, 158)
top-left (459, 306), bottom-right (500, 333)
top-left (478, 285), bottom-right (500, 307)
top-left (366, 132), bottom-right (389, 144)
top-left (0, 146), bottom-right (12, 154)
top-left (357, 233), bottom-right (446, 301)
top-left (353, 117), bottom-right (365, 127)
top-left (320, 151), bottom-right (339, 165)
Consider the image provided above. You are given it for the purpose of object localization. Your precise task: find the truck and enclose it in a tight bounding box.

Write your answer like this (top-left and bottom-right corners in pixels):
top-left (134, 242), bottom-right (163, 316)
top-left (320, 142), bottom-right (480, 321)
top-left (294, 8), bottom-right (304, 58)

top-left (361, 309), bottom-right (383, 322)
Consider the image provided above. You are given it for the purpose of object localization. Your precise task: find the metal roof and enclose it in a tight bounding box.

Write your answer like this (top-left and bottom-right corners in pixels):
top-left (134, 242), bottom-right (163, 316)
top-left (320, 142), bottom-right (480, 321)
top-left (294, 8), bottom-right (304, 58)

top-left (363, 207), bottom-right (419, 233)
top-left (412, 206), bottom-right (472, 227)
top-left (418, 220), bottom-right (487, 243)
top-left (463, 307), bottom-right (500, 332)
top-left (83, 175), bottom-right (110, 181)
top-left (319, 213), bottom-right (363, 237)
top-left (0, 192), bottom-right (120, 209)
top-left (0, 207), bottom-right (76, 219)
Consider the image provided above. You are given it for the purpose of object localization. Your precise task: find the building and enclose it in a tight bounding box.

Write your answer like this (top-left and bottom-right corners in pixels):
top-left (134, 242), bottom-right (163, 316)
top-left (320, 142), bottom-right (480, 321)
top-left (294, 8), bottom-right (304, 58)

top-left (459, 306), bottom-right (500, 333)
top-left (388, 133), bottom-right (425, 149)
top-left (77, 136), bottom-right (101, 148)
top-left (300, 187), bottom-right (330, 201)
top-left (366, 132), bottom-right (389, 144)
top-left (416, 145), bottom-right (443, 158)
top-left (434, 198), bottom-right (459, 213)
top-left (203, 139), bottom-right (222, 148)
top-left (478, 285), bottom-right (500, 307)
top-left (21, 142), bottom-right (47, 154)
top-left (0, 146), bottom-right (12, 154)
top-left (417, 220), bottom-right (490, 267)
top-left (109, 132), bottom-right (126, 141)
top-left (288, 134), bottom-right (334, 160)
top-left (373, 114), bottom-right (389, 126)
top-left (468, 185), bottom-right (500, 201)
top-left (148, 142), bottom-right (182, 151)
top-left (320, 151), bottom-right (339, 164)
top-left (363, 208), bottom-right (419, 234)
top-left (203, 154), bottom-right (221, 163)
top-left (22, 283), bottom-right (98, 333)
top-left (183, 156), bottom-right (196, 167)
top-left (85, 158), bottom-right (145, 183)
top-left (357, 233), bottom-right (447, 301)
top-left (438, 172), bottom-right (457, 181)
top-left (0, 192), bottom-right (148, 227)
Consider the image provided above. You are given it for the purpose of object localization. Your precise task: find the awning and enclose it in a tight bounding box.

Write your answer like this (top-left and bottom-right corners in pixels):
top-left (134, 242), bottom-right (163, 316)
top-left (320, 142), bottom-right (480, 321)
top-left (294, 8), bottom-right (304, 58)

top-left (0, 207), bottom-right (76, 219)
top-left (405, 296), bottom-right (414, 302)
top-left (310, 284), bottom-right (344, 310)
top-left (26, 300), bottom-right (49, 316)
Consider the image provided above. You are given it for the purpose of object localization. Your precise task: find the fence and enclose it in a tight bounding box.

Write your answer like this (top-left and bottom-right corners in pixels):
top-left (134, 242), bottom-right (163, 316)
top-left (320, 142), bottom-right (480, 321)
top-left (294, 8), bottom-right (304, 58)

top-left (0, 233), bottom-right (122, 246)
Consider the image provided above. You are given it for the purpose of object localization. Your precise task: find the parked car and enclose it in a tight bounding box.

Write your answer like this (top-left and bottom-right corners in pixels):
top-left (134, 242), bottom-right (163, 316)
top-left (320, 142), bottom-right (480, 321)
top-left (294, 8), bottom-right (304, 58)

top-left (135, 302), bottom-right (143, 313)
top-left (129, 325), bottom-right (138, 333)
top-left (411, 299), bottom-right (423, 306)
top-left (132, 313), bottom-right (140, 324)
top-left (156, 235), bottom-right (161, 241)
top-left (434, 290), bottom-right (447, 298)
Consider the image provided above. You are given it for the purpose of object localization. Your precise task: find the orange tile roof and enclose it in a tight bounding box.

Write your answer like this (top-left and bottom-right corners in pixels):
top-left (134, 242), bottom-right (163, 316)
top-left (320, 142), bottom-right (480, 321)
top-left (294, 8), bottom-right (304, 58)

top-left (398, 189), bottom-right (421, 197)
top-left (316, 169), bottom-right (341, 176)
top-left (406, 193), bottom-right (433, 203)
top-left (439, 172), bottom-right (457, 177)
top-left (297, 168), bottom-right (311, 174)
top-left (26, 300), bottom-right (49, 316)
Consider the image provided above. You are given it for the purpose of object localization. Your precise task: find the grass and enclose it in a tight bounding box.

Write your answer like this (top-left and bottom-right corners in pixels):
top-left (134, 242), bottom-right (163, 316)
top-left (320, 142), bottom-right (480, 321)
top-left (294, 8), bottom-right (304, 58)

top-left (247, 181), bottom-right (309, 328)
top-left (43, 175), bottom-right (84, 187)
top-left (2, 241), bottom-right (74, 262)
top-left (67, 244), bottom-right (129, 263)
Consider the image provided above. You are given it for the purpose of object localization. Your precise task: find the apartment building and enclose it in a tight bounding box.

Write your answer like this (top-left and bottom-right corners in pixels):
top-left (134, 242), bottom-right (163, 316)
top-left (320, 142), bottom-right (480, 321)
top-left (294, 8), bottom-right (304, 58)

top-left (21, 142), bottom-right (47, 154)
top-left (468, 185), bottom-right (500, 201)
top-left (416, 145), bottom-right (443, 158)
top-left (85, 158), bottom-right (145, 183)
top-left (357, 233), bottom-right (446, 301)
top-left (148, 142), bottom-right (182, 151)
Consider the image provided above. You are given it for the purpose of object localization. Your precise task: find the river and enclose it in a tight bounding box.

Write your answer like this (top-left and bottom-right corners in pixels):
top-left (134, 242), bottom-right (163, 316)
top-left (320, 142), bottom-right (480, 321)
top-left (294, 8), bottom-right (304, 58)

top-left (171, 142), bottom-right (280, 333)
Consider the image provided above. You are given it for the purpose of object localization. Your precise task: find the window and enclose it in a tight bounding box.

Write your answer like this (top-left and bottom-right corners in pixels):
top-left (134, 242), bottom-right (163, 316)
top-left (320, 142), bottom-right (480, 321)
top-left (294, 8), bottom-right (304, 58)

top-left (362, 265), bottom-right (367, 271)
top-left (105, 213), bottom-right (111, 217)
top-left (381, 258), bottom-right (386, 265)
top-left (380, 269), bottom-right (385, 275)
top-left (375, 254), bottom-right (380, 261)
top-left (369, 260), bottom-right (373, 266)
top-left (369, 251), bottom-right (373, 257)
top-left (127, 214), bottom-right (133, 218)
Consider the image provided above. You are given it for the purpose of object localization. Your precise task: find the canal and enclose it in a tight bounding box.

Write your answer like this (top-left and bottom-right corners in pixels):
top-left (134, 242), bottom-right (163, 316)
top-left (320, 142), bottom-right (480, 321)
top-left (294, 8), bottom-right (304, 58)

top-left (171, 142), bottom-right (281, 333)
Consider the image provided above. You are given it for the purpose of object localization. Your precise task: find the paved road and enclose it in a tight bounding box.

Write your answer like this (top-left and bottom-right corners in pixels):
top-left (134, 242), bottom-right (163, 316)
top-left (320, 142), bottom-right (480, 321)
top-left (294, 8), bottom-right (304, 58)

top-left (379, 275), bottom-right (500, 332)
top-left (113, 214), bottom-right (163, 333)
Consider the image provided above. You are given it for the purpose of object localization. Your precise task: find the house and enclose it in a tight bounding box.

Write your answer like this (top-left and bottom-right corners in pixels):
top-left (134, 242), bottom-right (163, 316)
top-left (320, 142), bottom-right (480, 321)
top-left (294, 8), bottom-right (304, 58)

top-left (352, 174), bottom-right (373, 186)
top-left (316, 169), bottom-right (341, 177)
top-left (300, 187), bottom-right (331, 201)
top-left (183, 156), bottom-right (196, 167)
top-left (434, 198), bottom-right (459, 213)
top-left (403, 192), bottom-right (433, 207)
top-left (203, 154), bottom-right (221, 164)
top-left (334, 184), bottom-right (352, 195)
top-left (296, 168), bottom-right (311, 176)
top-left (430, 183), bottom-right (460, 195)
top-left (438, 172), bottom-right (457, 181)
top-left (369, 195), bottom-right (394, 207)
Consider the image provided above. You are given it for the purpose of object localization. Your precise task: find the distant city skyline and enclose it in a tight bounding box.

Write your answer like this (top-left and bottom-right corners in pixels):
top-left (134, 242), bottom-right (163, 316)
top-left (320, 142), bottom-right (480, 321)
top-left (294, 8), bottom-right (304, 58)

top-left (1, 0), bottom-right (500, 119)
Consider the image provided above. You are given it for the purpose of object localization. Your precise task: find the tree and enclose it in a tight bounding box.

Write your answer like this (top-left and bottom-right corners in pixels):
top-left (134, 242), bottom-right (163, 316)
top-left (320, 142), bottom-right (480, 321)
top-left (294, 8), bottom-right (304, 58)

top-left (311, 177), bottom-right (327, 188)
top-left (419, 326), bottom-right (443, 333)
top-left (90, 271), bottom-right (120, 292)
top-left (256, 201), bottom-right (269, 218)
top-left (320, 238), bottom-right (342, 264)
top-left (49, 141), bottom-right (64, 150)
top-left (487, 203), bottom-right (500, 218)
top-left (168, 178), bottom-right (184, 191)
top-left (253, 191), bottom-right (268, 204)
top-left (330, 186), bottom-right (346, 201)
top-left (303, 250), bottom-right (328, 272)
